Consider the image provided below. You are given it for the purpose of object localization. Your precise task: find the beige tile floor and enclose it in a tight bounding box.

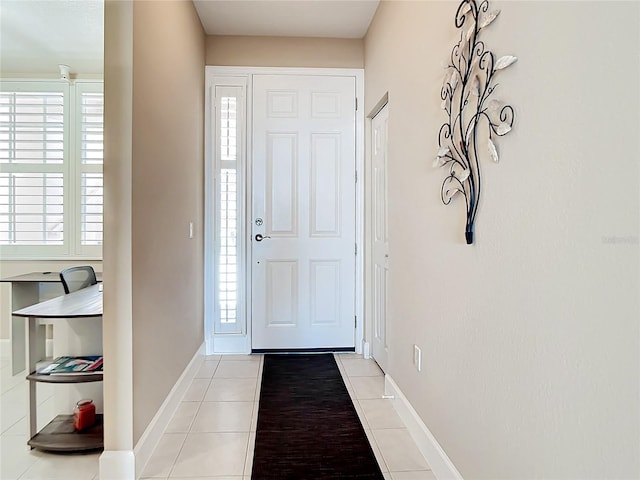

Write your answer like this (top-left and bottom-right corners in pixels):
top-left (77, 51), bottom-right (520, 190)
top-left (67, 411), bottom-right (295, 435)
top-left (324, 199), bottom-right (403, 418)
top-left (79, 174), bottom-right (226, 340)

top-left (0, 345), bottom-right (435, 480)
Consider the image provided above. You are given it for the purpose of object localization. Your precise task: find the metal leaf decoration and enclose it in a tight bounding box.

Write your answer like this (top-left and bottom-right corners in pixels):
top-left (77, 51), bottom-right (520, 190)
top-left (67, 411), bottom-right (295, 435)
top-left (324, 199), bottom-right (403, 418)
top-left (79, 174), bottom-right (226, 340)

top-left (479, 9), bottom-right (500, 28)
top-left (496, 122), bottom-right (511, 136)
top-left (445, 188), bottom-right (462, 202)
top-left (487, 138), bottom-right (499, 163)
top-left (435, 0), bottom-right (517, 244)
top-left (437, 146), bottom-right (451, 157)
top-left (470, 75), bottom-right (480, 96)
top-left (450, 69), bottom-right (459, 90)
top-left (495, 55), bottom-right (518, 70)
top-left (466, 26), bottom-right (474, 41)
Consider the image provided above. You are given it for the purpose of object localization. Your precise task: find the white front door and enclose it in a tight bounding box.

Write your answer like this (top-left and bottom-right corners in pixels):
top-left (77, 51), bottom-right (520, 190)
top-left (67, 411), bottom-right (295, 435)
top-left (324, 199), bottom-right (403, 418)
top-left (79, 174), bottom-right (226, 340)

top-left (371, 104), bottom-right (389, 371)
top-left (251, 74), bottom-right (356, 350)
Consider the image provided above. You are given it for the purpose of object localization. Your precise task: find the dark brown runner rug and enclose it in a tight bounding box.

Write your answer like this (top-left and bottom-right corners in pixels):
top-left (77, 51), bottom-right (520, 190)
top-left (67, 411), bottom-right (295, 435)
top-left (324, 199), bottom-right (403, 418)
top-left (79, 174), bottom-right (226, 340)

top-left (252, 354), bottom-right (384, 480)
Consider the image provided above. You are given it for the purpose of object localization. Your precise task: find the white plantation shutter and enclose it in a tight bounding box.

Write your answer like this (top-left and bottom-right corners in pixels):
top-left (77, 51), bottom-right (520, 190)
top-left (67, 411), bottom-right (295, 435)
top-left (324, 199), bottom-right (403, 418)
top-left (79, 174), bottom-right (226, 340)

top-left (214, 84), bottom-right (246, 335)
top-left (0, 81), bottom-right (103, 259)
top-left (0, 85), bottom-right (67, 253)
top-left (80, 173), bottom-right (103, 246)
top-left (76, 85), bottom-right (103, 253)
top-left (0, 91), bottom-right (65, 165)
top-left (0, 173), bottom-right (65, 245)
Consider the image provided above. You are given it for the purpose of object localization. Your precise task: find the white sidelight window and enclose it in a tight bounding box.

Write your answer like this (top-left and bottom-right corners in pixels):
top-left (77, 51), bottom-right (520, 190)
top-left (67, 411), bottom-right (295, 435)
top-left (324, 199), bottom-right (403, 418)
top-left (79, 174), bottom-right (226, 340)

top-left (0, 80), bottom-right (103, 259)
top-left (212, 83), bottom-right (246, 335)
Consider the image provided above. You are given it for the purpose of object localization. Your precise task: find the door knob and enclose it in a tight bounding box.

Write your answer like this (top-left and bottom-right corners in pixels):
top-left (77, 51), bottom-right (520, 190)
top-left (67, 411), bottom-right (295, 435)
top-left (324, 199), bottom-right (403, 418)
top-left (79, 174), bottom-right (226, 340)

top-left (255, 234), bottom-right (271, 242)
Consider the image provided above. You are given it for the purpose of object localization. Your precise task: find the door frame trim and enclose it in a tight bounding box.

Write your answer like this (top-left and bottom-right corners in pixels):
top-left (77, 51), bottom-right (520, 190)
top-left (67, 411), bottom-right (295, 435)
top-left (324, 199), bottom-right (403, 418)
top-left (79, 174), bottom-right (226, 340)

top-left (205, 66), bottom-right (365, 355)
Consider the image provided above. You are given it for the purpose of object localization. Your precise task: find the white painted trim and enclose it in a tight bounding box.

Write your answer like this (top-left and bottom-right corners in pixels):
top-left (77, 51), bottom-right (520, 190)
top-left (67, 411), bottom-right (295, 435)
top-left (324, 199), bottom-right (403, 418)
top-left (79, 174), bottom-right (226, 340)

top-left (133, 343), bottom-right (205, 479)
top-left (99, 450), bottom-right (136, 480)
top-left (209, 79), bottom-right (248, 337)
top-left (385, 375), bottom-right (464, 480)
top-left (354, 68), bottom-right (365, 355)
top-left (205, 66), bottom-right (365, 354)
top-left (362, 340), bottom-right (371, 359)
top-left (211, 334), bottom-right (251, 354)
top-left (204, 74), bottom-right (215, 354)
top-left (206, 66), bottom-right (363, 78)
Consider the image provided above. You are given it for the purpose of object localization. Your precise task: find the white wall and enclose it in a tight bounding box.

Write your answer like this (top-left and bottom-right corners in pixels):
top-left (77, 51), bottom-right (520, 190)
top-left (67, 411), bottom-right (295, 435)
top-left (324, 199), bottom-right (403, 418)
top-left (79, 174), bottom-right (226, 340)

top-left (364, 1), bottom-right (639, 478)
top-left (130, 0), bottom-right (205, 443)
top-left (206, 35), bottom-right (364, 68)
top-left (102, 0), bottom-right (205, 455)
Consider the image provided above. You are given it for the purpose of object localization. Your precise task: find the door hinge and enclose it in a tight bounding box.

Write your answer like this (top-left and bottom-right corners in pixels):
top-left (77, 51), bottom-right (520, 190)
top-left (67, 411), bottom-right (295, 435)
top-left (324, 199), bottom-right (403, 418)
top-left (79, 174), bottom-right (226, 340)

top-left (355, 170), bottom-right (358, 183)
top-left (355, 243), bottom-right (358, 255)
top-left (355, 316), bottom-right (357, 328)
top-left (355, 98), bottom-right (358, 111)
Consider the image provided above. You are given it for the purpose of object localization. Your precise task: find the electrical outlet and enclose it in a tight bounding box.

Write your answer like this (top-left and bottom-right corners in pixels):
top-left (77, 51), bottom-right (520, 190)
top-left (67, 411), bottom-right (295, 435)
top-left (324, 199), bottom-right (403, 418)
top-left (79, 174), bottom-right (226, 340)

top-left (413, 344), bottom-right (422, 372)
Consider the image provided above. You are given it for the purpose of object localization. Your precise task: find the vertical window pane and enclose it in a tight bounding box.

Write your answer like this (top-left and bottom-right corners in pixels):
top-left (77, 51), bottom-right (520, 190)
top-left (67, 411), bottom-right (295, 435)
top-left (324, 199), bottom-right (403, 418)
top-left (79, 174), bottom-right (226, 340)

top-left (220, 97), bottom-right (237, 162)
top-left (214, 86), bottom-right (244, 335)
top-left (80, 92), bottom-right (104, 165)
top-left (79, 90), bottom-right (104, 246)
top-left (81, 173), bottom-right (103, 245)
top-left (219, 167), bottom-right (237, 324)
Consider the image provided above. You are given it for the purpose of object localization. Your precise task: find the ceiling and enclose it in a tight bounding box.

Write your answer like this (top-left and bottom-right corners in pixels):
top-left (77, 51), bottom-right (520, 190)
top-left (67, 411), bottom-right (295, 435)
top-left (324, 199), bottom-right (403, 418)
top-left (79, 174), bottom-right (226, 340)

top-left (193, 0), bottom-right (379, 38)
top-left (0, 0), bottom-right (379, 76)
top-left (0, 0), bottom-right (104, 76)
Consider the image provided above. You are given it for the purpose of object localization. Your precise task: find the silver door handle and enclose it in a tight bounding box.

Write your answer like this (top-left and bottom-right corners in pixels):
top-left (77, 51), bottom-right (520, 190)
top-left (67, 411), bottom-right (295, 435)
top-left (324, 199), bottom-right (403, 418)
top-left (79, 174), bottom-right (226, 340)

top-left (255, 234), bottom-right (271, 242)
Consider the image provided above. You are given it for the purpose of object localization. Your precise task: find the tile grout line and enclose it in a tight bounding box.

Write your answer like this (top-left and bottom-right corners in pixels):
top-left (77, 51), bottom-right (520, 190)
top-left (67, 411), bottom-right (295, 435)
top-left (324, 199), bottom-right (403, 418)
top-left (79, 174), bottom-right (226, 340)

top-left (244, 354), bottom-right (264, 477)
top-left (161, 356), bottom-right (219, 478)
top-left (335, 353), bottom-right (390, 474)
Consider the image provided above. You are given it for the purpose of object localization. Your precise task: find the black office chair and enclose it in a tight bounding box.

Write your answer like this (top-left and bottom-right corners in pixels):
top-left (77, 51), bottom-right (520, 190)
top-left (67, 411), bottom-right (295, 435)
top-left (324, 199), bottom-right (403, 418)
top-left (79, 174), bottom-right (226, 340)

top-left (59, 266), bottom-right (98, 294)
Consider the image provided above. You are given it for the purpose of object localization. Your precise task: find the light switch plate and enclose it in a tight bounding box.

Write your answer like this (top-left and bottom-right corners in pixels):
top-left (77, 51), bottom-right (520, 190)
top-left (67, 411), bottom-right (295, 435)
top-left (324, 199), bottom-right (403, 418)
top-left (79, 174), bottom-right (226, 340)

top-left (413, 344), bottom-right (422, 372)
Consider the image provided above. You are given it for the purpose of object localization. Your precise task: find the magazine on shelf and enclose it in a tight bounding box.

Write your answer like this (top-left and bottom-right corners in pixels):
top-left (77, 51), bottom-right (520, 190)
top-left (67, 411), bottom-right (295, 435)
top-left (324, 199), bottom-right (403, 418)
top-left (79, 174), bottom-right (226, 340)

top-left (37, 356), bottom-right (103, 375)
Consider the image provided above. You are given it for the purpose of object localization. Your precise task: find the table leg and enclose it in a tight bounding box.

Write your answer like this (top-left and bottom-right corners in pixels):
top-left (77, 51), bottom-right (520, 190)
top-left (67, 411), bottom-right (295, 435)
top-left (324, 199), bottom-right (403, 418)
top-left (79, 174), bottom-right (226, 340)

top-left (11, 315), bottom-right (26, 375)
top-left (27, 317), bottom-right (38, 442)
top-left (11, 283), bottom-right (49, 375)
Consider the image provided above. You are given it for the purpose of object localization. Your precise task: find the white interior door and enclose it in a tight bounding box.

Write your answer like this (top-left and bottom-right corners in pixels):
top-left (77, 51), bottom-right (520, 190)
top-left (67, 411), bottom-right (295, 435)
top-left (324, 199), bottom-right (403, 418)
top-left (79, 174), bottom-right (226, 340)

top-left (371, 103), bottom-right (389, 371)
top-left (251, 74), bottom-right (356, 350)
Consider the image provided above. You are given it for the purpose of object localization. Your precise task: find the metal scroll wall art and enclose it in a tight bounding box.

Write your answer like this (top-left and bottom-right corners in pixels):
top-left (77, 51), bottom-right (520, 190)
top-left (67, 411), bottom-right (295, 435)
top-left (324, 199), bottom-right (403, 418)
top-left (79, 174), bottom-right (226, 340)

top-left (434, 0), bottom-right (517, 244)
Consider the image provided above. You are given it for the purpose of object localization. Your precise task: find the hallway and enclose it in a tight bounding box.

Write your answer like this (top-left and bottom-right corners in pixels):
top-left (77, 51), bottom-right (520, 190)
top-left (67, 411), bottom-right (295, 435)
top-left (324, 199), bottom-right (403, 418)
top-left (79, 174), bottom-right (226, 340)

top-left (0, 347), bottom-right (433, 479)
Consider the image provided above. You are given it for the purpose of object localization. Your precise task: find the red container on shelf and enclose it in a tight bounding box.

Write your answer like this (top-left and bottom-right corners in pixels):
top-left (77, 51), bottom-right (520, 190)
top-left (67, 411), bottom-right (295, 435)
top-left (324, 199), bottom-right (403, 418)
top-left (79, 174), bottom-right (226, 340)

top-left (73, 399), bottom-right (96, 431)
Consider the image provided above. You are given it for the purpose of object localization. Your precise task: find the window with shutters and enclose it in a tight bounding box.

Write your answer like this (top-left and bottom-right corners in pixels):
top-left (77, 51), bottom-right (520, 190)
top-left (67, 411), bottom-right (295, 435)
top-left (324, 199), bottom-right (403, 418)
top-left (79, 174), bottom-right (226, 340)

top-left (0, 81), bottom-right (103, 259)
top-left (212, 84), bottom-right (246, 335)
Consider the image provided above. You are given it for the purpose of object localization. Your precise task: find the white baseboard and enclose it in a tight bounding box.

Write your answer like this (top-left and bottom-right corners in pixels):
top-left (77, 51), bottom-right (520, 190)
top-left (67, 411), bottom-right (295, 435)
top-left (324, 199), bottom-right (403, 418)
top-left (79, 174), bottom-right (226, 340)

top-left (132, 343), bottom-right (205, 479)
top-left (99, 450), bottom-right (136, 480)
top-left (385, 375), bottom-right (464, 480)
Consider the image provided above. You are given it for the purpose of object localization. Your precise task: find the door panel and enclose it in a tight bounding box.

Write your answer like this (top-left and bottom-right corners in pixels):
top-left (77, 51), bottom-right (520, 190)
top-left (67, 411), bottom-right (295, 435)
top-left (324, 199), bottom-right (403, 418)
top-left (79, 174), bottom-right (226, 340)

top-left (266, 133), bottom-right (297, 235)
top-left (310, 134), bottom-right (341, 236)
top-left (252, 74), bottom-right (356, 350)
top-left (266, 260), bottom-right (298, 326)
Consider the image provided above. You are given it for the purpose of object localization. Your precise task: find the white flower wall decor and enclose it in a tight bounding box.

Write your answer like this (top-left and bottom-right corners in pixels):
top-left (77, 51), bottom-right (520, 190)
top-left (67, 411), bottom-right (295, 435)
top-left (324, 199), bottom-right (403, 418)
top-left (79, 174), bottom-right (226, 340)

top-left (436, 0), bottom-right (517, 244)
